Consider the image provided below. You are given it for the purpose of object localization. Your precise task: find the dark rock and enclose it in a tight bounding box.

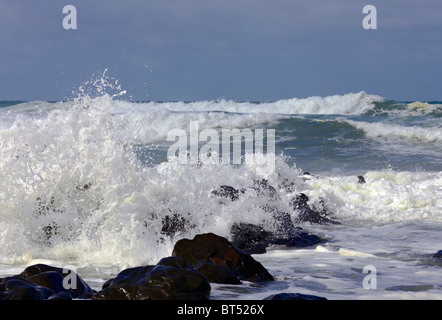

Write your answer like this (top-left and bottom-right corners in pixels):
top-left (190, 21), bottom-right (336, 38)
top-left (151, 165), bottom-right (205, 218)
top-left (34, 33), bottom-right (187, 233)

top-left (252, 179), bottom-right (279, 200)
top-left (291, 194), bottom-right (341, 225)
top-left (295, 207), bottom-right (340, 225)
top-left (230, 223), bottom-right (272, 254)
top-left (19, 264), bottom-right (95, 299)
top-left (101, 278), bottom-right (114, 290)
top-left (263, 205), bottom-right (297, 234)
top-left (161, 213), bottom-right (190, 237)
top-left (0, 277), bottom-right (54, 300)
top-left (157, 256), bottom-right (189, 268)
top-left (300, 172), bottom-right (319, 181)
top-left (195, 261), bottom-right (241, 284)
top-left (93, 287), bottom-right (131, 300)
top-left (172, 233), bottom-right (274, 282)
top-left (291, 193), bottom-right (309, 210)
top-left (230, 222), bottom-right (323, 254)
top-left (271, 231), bottom-right (323, 248)
top-left (92, 265), bottom-right (211, 300)
top-left (358, 175), bottom-right (366, 184)
top-left (1, 267), bottom-right (80, 301)
top-left (158, 256), bottom-right (241, 285)
top-left (26, 271), bottom-right (67, 295)
top-left (211, 185), bottom-right (244, 202)
top-left (48, 291), bottom-right (73, 300)
top-left (432, 250), bottom-right (442, 258)
top-left (263, 292), bottom-right (327, 300)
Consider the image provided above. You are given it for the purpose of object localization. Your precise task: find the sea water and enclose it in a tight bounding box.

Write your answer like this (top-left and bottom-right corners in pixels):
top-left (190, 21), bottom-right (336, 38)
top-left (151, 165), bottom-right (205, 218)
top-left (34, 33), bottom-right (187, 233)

top-left (0, 80), bottom-right (441, 300)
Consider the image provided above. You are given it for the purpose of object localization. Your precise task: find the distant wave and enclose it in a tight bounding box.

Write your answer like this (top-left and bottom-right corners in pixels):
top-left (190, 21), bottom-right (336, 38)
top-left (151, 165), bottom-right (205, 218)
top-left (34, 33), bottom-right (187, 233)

top-left (132, 91), bottom-right (384, 115)
top-left (342, 119), bottom-right (442, 142)
top-left (1, 91), bottom-right (382, 115)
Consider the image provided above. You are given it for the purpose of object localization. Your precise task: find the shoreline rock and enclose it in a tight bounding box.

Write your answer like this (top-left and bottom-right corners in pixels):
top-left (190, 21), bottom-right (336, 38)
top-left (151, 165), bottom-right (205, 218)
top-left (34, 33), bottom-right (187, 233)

top-left (230, 222), bottom-right (323, 254)
top-left (0, 264), bottom-right (95, 300)
top-left (264, 292), bottom-right (327, 300)
top-left (291, 193), bottom-right (341, 225)
top-left (92, 265), bottom-right (211, 300)
top-left (432, 250), bottom-right (442, 259)
top-left (1, 232), bottom-right (334, 300)
top-left (172, 232), bottom-right (275, 282)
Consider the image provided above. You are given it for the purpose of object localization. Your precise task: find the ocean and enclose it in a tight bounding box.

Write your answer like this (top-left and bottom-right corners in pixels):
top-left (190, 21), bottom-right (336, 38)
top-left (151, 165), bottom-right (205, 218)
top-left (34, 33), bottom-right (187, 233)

top-left (0, 83), bottom-right (441, 299)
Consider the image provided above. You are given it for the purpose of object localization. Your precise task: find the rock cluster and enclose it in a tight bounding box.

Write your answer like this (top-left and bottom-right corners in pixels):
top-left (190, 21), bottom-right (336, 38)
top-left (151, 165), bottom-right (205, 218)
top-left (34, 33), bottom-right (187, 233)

top-left (0, 233), bottom-right (279, 300)
top-left (0, 264), bottom-right (94, 300)
top-left (2, 178), bottom-right (340, 300)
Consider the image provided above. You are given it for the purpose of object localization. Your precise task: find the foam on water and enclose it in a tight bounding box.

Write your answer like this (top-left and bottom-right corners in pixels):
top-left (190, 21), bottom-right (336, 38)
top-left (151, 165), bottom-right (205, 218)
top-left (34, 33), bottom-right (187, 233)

top-left (130, 91), bottom-right (383, 115)
top-left (1, 78), bottom-right (442, 299)
top-left (0, 91), bottom-right (441, 267)
top-left (225, 216), bottom-right (442, 300)
top-left (305, 170), bottom-right (442, 223)
top-left (342, 119), bottom-right (442, 143)
top-left (0, 93), bottom-right (306, 265)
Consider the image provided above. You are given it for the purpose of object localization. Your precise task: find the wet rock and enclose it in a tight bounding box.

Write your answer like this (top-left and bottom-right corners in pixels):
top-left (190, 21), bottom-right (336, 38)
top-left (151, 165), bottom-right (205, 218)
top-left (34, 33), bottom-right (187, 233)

top-left (19, 264), bottom-right (95, 299)
top-left (291, 193), bottom-right (341, 225)
top-left (161, 213), bottom-right (190, 237)
top-left (211, 185), bottom-right (244, 202)
top-left (300, 172), bottom-right (319, 181)
top-left (157, 256), bottom-right (189, 268)
top-left (158, 255), bottom-right (240, 284)
top-left (432, 250), bottom-right (442, 259)
top-left (295, 208), bottom-right (340, 225)
top-left (195, 261), bottom-right (241, 285)
top-left (92, 265), bottom-right (211, 300)
top-left (263, 205), bottom-right (297, 234)
top-left (0, 264), bottom-right (94, 300)
top-left (263, 292), bottom-right (327, 300)
top-left (230, 222), bottom-right (323, 254)
top-left (291, 193), bottom-right (309, 210)
top-left (172, 233), bottom-right (274, 282)
top-left (26, 271), bottom-right (67, 296)
top-left (252, 179), bottom-right (279, 200)
top-left (230, 223), bottom-right (272, 254)
top-left (93, 287), bottom-right (131, 300)
top-left (0, 277), bottom-right (54, 300)
top-left (48, 291), bottom-right (73, 300)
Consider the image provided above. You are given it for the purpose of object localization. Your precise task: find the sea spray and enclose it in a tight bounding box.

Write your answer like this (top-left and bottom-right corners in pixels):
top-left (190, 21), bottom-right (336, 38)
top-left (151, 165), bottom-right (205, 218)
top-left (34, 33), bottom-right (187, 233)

top-left (0, 90), bottom-right (306, 266)
top-left (1, 79), bottom-right (442, 299)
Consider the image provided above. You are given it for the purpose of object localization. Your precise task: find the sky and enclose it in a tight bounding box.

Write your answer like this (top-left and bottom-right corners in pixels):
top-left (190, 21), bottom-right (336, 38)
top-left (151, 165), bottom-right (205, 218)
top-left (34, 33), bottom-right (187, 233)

top-left (0, 0), bottom-right (441, 102)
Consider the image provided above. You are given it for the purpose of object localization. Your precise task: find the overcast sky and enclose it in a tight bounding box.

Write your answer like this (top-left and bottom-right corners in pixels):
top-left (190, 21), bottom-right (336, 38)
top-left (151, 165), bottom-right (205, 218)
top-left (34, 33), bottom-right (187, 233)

top-left (0, 0), bottom-right (441, 102)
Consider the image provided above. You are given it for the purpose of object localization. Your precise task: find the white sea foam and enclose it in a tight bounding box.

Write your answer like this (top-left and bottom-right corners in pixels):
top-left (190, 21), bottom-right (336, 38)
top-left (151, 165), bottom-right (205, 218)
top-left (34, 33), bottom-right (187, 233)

top-left (407, 101), bottom-right (442, 115)
top-left (305, 170), bottom-right (442, 223)
top-left (0, 93), bottom-right (440, 267)
top-left (1, 92), bottom-right (442, 300)
top-left (0, 91), bottom-right (383, 135)
top-left (129, 91), bottom-right (383, 115)
top-left (0, 94), bottom-right (308, 265)
top-left (342, 119), bottom-right (442, 142)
